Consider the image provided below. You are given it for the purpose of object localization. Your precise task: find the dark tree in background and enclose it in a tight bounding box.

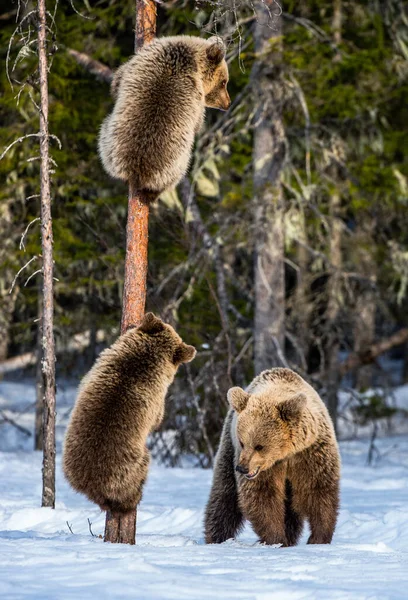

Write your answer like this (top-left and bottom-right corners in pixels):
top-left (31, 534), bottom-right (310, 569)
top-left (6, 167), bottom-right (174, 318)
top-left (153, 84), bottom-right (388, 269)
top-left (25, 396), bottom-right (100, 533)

top-left (252, 0), bottom-right (286, 373)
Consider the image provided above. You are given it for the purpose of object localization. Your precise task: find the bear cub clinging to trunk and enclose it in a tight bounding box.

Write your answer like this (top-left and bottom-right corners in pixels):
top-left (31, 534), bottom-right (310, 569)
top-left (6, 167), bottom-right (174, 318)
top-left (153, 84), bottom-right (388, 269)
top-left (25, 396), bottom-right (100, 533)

top-left (98, 35), bottom-right (230, 202)
top-left (205, 368), bottom-right (340, 546)
top-left (63, 313), bottom-right (196, 513)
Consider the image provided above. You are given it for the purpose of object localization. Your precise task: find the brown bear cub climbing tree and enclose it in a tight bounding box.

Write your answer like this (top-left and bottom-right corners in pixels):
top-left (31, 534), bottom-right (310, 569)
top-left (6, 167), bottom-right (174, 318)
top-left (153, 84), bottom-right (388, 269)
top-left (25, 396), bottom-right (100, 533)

top-left (98, 35), bottom-right (230, 202)
top-left (63, 313), bottom-right (196, 514)
top-left (205, 368), bottom-right (340, 546)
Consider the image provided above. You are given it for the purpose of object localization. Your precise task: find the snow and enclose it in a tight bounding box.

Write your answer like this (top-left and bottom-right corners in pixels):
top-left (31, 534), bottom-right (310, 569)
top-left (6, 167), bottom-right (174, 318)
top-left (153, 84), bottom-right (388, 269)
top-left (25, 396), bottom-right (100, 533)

top-left (1, 381), bottom-right (408, 599)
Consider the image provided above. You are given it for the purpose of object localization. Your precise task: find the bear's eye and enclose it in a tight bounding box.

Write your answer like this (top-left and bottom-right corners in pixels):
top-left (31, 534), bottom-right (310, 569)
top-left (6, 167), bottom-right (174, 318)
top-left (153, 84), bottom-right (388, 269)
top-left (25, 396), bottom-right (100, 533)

top-left (239, 439), bottom-right (244, 449)
top-left (255, 445), bottom-right (264, 452)
top-left (221, 80), bottom-right (227, 87)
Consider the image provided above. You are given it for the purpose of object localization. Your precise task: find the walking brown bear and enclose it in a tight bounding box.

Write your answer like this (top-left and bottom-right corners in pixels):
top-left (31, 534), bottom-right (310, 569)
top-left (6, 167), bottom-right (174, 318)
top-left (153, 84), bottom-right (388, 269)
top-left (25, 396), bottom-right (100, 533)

top-left (205, 368), bottom-right (340, 546)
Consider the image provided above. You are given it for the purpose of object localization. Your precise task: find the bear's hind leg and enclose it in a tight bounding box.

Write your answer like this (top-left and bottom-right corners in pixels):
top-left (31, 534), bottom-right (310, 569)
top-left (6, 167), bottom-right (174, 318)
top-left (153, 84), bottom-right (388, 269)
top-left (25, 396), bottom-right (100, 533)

top-left (204, 411), bottom-right (244, 544)
top-left (284, 480), bottom-right (303, 546)
top-left (140, 188), bottom-right (161, 203)
top-left (306, 483), bottom-right (339, 544)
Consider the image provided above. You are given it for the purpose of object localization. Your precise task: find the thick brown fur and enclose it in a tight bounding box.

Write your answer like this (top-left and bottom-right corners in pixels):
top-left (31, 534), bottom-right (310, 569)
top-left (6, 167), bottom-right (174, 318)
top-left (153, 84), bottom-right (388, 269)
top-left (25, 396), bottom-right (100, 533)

top-left (205, 368), bottom-right (341, 546)
top-left (98, 36), bottom-right (230, 200)
top-left (63, 313), bottom-right (196, 513)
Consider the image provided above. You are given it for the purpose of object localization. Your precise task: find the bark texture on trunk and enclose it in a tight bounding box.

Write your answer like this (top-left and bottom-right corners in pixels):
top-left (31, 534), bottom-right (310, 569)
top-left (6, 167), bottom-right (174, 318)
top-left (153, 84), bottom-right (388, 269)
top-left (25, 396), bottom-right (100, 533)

top-left (324, 0), bottom-right (344, 432)
top-left (104, 0), bottom-right (156, 546)
top-left (253, 2), bottom-right (286, 374)
top-left (294, 215), bottom-right (311, 368)
top-left (34, 287), bottom-right (43, 451)
top-left (353, 223), bottom-right (376, 390)
top-left (332, 0), bottom-right (342, 46)
top-left (37, 0), bottom-right (56, 508)
top-left (0, 201), bottom-right (18, 364)
top-left (325, 192), bottom-right (342, 433)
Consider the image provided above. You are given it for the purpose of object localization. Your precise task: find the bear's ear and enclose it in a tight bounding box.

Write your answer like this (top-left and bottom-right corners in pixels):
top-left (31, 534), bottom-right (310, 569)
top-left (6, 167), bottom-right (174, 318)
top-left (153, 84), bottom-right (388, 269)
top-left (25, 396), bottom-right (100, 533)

top-left (173, 343), bottom-right (197, 365)
top-left (228, 387), bottom-right (250, 413)
top-left (278, 393), bottom-right (307, 422)
top-left (138, 312), bottom-right (165, 335)
top-left (206, 36), bottom-right (226, 65)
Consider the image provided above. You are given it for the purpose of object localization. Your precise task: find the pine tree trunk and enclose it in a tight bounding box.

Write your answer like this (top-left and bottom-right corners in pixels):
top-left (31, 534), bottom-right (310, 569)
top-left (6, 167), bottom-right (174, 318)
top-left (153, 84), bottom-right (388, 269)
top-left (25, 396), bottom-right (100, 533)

top-left (0, 201), bottom-right (17, 364)
top-left (403, 342), bottom-right (408, 384)
top-left (325, 192), bottom-right (342, 433)
top-left (294, 214), bottom-right (312, 367)
top-left (253, 2), bottom-right (286, 374)
top-left (103, 0), bottom-right (156, 546)
top-left (333, 0), bottom-right (342, 47)
top-left (34, 286), bottom-right (43, 451)
top-left (37, 0), bottom-right (56, 508)
top-left (353, 223), bottom-right (376, 390)
top-left (324, 0), bottom-right (344, 432)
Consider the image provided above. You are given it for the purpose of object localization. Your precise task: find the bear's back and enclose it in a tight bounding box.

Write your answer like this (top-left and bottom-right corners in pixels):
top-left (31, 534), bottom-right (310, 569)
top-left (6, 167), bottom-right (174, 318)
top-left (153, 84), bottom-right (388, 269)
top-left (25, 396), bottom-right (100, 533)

top-left (62, 332), bottom-right (165, 485)
top-left (103, 37), bottom-right (205, 187)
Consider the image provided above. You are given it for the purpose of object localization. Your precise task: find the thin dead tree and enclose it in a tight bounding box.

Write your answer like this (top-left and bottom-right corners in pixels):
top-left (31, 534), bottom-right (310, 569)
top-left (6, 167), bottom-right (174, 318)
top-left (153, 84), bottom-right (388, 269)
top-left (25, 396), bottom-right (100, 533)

top-left (34, 286), bottom-right (43, 451)
top-left (104, 0), bottom-right (157, 545)
top-left (37, 0), bottom-right (56, 508)
top-left (324, 0), bottom-right (344, 432)
top-left (252, 0), bottom-right (286, 372)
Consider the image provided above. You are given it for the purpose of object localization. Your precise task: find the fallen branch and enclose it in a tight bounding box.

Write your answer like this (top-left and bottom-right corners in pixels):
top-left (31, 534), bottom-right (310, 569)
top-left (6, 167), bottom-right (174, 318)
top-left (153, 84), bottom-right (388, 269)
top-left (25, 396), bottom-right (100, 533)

top-left (66, 48), bottom-right (113, 83)
top-left (0, 328), bottom-right (109, 375)
top-left (0, 410), bottom-right (32, 436)
top-left (339, 328), bottom-right (408, 376)
top-left (66, 521), bottom-right (74, 534)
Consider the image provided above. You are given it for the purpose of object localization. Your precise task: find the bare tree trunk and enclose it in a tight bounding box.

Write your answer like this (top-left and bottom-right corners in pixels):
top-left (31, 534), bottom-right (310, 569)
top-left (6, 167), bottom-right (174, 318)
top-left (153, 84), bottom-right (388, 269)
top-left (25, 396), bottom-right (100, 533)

top-left (34, 286), bottom-right (43, 450)
top-left (0, 201), bottom-right (18, 364)
top-left (403, 342), bottom-right (408, 384)
top-left (353, 223), bottom-right (376, 390)
top-left (324, 0), bottom-right (344, 432)
top-left (179, 177), bottom-right (234, 386)
top-left (325, 192), bottom-right (342, 432)
top-left (294, 215), bottom-right (312, 368)
top-left (0, 285), bottom-right (17, 364)
top-left (253, 3), bottom-right (286, 374)
top-left (37, 0), bottom-right (56, 508)
top-left (332, 0), bottom-right (342, 46)
top-left (104, 0), bottom-right (156, 546)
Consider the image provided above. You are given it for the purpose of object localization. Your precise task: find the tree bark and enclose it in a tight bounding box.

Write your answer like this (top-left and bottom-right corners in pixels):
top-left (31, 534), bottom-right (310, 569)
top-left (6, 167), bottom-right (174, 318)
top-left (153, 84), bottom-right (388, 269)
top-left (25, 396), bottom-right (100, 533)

top-left (104, 0), bottom-right (156, 546)
top-left (37, 0), bottom-right (56, 508)
top-left (252, 2), bottom-right (286, 374)
top-left (332, 0), bottom-right (342, 47)
top-left (325, 192), bottom-right (342, 433)
top-left (353, 223), bottom-right (376, 390)
top-left (34, 286), bottom-right (43, 451)
top-left (294, 214), bottom-right (312, 368)
top-left (324, 0), bottom-right (343, 432)
top-left (0, 200), bottom-right (18, 364)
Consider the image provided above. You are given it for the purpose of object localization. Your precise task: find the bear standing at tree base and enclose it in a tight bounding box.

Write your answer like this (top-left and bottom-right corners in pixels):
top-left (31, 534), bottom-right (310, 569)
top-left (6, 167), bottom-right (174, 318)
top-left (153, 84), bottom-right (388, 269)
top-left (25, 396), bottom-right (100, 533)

top-left (63, 313), bottom-right (196, 514)
top-left (204, 368), bottom-right (340, 546)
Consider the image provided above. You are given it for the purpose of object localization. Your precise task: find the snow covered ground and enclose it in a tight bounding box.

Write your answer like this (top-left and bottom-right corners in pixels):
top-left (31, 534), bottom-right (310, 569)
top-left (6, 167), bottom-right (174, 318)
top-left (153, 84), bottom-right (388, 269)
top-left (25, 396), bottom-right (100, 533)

top-left (1, 381), bottom-right (408, 599)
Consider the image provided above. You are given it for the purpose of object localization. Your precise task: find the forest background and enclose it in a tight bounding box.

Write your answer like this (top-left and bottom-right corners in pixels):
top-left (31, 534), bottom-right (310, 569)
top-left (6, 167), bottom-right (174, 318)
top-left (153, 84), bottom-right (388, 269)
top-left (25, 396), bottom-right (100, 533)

top-left (1, 0), bottom-right (408, 466)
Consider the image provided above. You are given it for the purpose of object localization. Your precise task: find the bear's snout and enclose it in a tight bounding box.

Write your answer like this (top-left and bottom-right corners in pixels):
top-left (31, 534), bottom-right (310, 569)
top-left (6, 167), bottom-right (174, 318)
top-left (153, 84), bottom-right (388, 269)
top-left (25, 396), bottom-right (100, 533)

top-left (235, 464), bottom-right (249, 475)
